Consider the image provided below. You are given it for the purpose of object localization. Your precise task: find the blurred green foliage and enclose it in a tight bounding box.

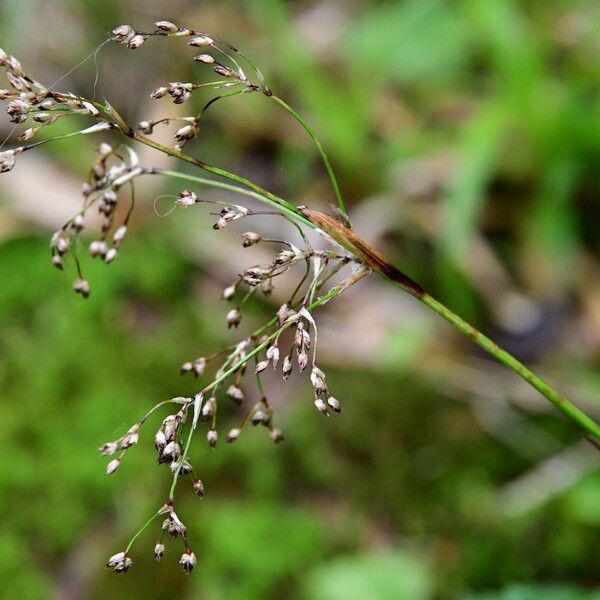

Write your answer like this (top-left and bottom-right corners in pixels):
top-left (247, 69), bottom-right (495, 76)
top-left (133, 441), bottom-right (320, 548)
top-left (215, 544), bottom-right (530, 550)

top-left (0, 0), bottom-right (599, 599)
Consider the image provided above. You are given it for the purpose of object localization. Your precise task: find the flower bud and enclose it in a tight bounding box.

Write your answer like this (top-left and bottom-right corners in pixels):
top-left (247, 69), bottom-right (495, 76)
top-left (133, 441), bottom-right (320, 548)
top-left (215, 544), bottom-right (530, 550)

top-left (266, 345), bottom-right (280, 368)
top-left (176, 190), bottom-right (197, 207)
top-left (106, 551), bottom-right (132, 573)
top-left (201, 397), bottom-right (215, 421)
top-left (297, 351), bottom-right (308, 371)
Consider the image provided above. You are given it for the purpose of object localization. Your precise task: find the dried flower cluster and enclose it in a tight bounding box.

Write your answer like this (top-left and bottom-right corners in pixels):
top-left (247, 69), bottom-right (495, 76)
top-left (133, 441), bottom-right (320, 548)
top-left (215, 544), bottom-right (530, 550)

top-left (0, 21), bottom-right (370, 574)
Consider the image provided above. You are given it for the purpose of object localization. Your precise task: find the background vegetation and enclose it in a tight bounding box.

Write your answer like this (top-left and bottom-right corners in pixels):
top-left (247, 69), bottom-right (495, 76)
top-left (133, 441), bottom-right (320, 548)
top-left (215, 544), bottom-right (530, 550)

top-left (0, 1), bottom-right (599, 598)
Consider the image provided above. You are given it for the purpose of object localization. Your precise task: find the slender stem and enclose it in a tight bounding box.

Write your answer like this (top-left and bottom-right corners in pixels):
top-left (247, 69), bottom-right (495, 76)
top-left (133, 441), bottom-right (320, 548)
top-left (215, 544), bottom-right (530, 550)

top-left (420, 293), bottom-right (600, 440)
top-left (269, 94), bottom-right (347, 216)
top-left (125, 509), bottom-right (161, 553)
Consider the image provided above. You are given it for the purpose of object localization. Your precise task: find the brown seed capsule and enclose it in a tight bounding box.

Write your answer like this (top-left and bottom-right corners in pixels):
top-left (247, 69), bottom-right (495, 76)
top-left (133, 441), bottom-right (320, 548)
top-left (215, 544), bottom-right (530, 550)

top-left (297, 351), bottom-right (308, 371)
top-left (201, 397), bottom-right (215, 421)
top-left (150, 86), bottom-right (168, 99)
top-left (106, 551), bottom-right (132, 573)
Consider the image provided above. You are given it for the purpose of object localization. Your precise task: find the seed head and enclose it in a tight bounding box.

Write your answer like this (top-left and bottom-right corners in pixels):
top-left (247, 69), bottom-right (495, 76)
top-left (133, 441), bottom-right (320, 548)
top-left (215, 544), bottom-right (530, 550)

top-left (201, 396), bottom-right (216, 421)
top-left (226, 308), bottom-right (242, 328)
top-left (138, 120), bottom-right (154, 134)
top-left (120, 424), bottom-right (140, 449)
top-left (171, 458), bottom-right (192, 476)
top-left (189, 35), bottom-right (214, 46)
top-left (51, 255), bottom-right (64, 270)
top-left (112, 25), bottom-right (135, 43)
top-left (193, 357), bottom-right (207, 377)
top-left (297, 351), bottom-right (308, 371)
top-left (194, 54), bottom-right (215, 64)
top-left (226, 384), bottom-right (244, 404)
top-left (71, 214), bottom-right (85, 232)
top-left (222, 284), bottom-right (236, 300)
top-left (241, 231), bottom-right (261, 247)
top-left (314, 398), bottom-right (329, 416)
top-left (282, 355), bottom-right (293, 381)
top-left (113, 225), bottom-right (127, 243)
top-left (154, 428), bottom-right (167, 451)
top-left (155, 20), bottom-right (179, 33)
top-left (270, 428), bottom-right (284, 443)
top-left (176, 190), bottom-right (198, 207)
top-left (227, 428), bottom-right (241, 443)
top-left (127, 34), bottom-right (147, 49)
top-left (150, 86), bottom-right (168, 99)
top-left (154, 542), bottom-right (165, 562)
top-left (327, 396), bottom-right (342, 413)
top-left (89, 240), bottom-right (107, 258)
top-left (193, 478), bottom-right (205, 498)
top-left (106, 551), bottom-right (132, 573)
top-left (99, 442), bottom-right (118, 456)
top-left (179, 550), bottom-right (197, 573)
top-left (73, 278), bottom-right (90, 299)
top-left (266, 345), bottom-right (280, 368)
top-left (207, 429), bottom-right (218, 448)
top-left (104, 248), bottom-right (118, 264)
top-left (106, 458), bottom-right (121, 474)
top-left (0, 150), bottom-right (15, 173)
top-left (160, 441), bottom-right (181, 463)
top-left (255, 360), bottom-right (268, 374)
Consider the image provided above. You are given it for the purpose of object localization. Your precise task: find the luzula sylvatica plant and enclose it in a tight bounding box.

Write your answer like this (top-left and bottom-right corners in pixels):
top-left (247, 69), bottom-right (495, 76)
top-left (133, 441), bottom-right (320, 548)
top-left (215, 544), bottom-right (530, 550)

top-left (1, 20), bottom-right (598, 574)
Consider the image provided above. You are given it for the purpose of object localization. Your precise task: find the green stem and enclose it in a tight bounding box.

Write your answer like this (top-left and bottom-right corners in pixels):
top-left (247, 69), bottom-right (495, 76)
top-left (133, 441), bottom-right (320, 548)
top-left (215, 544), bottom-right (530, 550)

top-left (269, 94), bottom-right (347, 216)
top-left (420, 293), bottom-right (600, 441)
